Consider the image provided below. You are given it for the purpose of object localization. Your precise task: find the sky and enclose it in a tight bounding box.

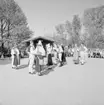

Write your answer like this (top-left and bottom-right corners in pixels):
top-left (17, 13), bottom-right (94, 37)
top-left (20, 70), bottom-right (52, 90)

top-left (15, 0), bottom-right (104, 36)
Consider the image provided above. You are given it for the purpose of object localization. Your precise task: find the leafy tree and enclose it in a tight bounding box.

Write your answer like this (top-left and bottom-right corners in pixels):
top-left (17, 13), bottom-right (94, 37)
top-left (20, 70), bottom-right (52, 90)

top-left (55, 23), bottom-right (67, 45)
top-left (65, 20), bottom-right (75, 45)
top-left (0, 0), bottom-right (32, 56)
top-left (83, 5), bottom-right (104, 48)
top-left (55, 24), bottom-right (65, 35)
top-left (72, 15), bottom-right (81, 45)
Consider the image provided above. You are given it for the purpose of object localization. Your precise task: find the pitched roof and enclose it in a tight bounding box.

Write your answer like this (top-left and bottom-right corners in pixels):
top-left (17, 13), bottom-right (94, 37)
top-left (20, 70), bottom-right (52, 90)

top-left (22, 36), bottom-right (54, 43)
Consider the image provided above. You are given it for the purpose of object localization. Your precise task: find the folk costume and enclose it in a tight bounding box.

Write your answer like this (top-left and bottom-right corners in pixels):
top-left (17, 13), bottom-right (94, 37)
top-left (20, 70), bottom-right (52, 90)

top-left (58, 45), bottom-right (63, 67)
top-left (11, 47), bottom-right (18, 69)
top-left (35, 40), bottom-right (45, 76)
top-left (28, 41), bottom-right (36, 74)
top-left (15, 47), bottom-right (20, 67)
top-left (73, 44), bottom-right (79, 64)
top-left (79, 44), bottom-right (88, 65)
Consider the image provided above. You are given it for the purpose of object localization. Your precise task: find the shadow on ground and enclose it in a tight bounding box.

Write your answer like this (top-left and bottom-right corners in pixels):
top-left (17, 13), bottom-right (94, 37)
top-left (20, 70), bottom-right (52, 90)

top-left (40, 65), bottom-right (57, 76)
top-left (18, 64), bottom-right (28, 69)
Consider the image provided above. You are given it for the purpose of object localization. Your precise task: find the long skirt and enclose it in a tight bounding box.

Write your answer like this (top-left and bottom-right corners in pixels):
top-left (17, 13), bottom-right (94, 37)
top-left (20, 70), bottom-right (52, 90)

top-left (17, 54), bottom-right (20, 65)
top-left (47, 54), bottom-right (53, 66)
top-left (35, 56), bottom-right (40, 72)
top-left (62, 52), bottom-right (66, 62)
top-left (13, 55), bottom-right (18, 67)
top-left (35, 56), bottom-right (44, 73)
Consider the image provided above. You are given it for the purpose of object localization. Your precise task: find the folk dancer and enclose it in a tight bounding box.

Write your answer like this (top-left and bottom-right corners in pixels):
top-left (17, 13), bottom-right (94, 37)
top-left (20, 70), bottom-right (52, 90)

top-left (84, 45), bottom-right (88, 62)
top-left (73, 44), bottom-right (79, 64)
top-left (11, 45), bottom-right (18, 69)
top-left (35, 40), bottom-right (45, 76)
top-left (15, 46), bottom-right (20, 67)
top-left (28, 41), bottom-right (36, 74)
top-left (79, 44), bottom-right (88, 65)
top-left (57, 44), bottom-right (63, 67)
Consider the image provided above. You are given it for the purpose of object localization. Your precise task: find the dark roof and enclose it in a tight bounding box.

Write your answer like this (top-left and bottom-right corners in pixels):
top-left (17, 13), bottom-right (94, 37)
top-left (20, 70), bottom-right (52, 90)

top-left (22, 36), bottom-right (54, 43)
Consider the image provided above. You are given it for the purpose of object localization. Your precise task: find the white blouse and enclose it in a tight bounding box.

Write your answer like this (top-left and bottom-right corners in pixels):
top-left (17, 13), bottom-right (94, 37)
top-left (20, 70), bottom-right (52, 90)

top-left (11, 48), bottom-right (16, 55)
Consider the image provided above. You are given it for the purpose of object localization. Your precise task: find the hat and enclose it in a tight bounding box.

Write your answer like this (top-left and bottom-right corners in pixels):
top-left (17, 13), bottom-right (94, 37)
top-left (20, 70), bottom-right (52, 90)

top-left (37, 40), bottom-right (42, 46)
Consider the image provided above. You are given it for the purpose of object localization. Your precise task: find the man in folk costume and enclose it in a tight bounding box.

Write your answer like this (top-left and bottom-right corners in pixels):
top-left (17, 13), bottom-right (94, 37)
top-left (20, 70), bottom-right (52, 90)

top-left (73, 44), bottom-right (79, 64)
top-left (79, 44), bottom-right (88, 65)
top-left (28, 41), bottom-right (36, 74)
top-left (57, 44), bottom-right (63, 67)
top-left (46, 43), bottom-right (53, 66)
top-left (35, 40), bottom-right (45, 76)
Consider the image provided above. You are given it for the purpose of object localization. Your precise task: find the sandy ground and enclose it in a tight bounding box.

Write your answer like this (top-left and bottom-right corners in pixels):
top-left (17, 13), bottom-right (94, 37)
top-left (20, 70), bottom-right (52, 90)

top-left (0, 57), bottom-right (104, 105)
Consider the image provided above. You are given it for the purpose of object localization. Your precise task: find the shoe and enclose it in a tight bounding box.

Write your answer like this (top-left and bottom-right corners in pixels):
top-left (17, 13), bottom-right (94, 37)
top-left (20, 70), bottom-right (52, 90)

top-left (38, 72), bottom-right (42, 76)
top-left (81, 63), bottom-right (84, 65)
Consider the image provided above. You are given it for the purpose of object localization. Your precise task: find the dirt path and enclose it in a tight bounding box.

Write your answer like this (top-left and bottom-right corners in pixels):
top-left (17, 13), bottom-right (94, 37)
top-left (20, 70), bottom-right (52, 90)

top-left (0, 58), bottom-right (104, 105)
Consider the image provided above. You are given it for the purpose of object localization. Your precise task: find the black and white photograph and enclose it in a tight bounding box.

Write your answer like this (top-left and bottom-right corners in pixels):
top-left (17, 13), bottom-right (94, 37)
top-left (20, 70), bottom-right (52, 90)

top-left (0, 0), bottom-right (104, 105)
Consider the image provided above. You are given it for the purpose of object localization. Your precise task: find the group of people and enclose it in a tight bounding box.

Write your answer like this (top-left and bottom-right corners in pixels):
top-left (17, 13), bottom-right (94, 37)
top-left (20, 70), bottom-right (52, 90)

top-left (25, 40), bottom-right (66, 76)
top-left (11, 40), bottom-right (88, 76)
top-left (73, 43), bottom-right (88, 65)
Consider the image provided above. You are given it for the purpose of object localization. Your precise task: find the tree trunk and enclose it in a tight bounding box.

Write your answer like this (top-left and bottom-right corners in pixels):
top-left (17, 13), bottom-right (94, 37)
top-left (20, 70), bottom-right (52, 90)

top-left (0, 19), bottom-right (4, 59)
top-left (1, 42), bottom-right (4, 59)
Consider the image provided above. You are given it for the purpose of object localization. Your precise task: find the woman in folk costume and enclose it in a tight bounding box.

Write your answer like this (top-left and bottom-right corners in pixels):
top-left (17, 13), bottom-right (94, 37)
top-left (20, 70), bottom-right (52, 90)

top-left (11, 45), bottom-right (18, 69)
top-left (15, 46), bottom-right (20, 67)
top-left (35, 40), bottom-right (45, 76)
top-left (83, 44), bottom-right (88, 63)
top-left (28, 41), bottom-right (36, 74)
top-left (57, 44), bottom-right (63, 67)
top-left (79, 44), bottom-right (88, 65)
top-left (73, 44), bottom-right (79, 64)
top-left (46, 43), bottom-right (53, 66)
